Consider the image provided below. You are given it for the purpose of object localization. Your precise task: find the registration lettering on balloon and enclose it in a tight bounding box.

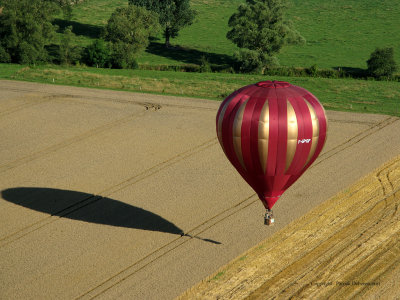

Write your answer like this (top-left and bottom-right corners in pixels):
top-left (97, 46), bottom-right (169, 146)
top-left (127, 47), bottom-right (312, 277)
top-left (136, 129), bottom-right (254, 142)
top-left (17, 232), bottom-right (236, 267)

top-left (298, 139), bottom-right (311, 144)
top-left (216, 80), bottom-right (328, 225)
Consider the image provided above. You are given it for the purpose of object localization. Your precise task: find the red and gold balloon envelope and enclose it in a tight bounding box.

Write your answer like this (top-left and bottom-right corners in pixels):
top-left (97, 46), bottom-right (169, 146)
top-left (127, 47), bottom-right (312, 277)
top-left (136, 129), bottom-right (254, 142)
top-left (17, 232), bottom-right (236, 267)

top-left (216, 81), bottom-right (328, 210)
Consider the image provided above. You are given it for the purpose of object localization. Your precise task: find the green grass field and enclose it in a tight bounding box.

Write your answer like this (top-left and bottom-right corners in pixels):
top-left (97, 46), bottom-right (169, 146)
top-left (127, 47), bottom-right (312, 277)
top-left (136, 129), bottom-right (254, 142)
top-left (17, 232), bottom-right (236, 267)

top-left (1, 0), bottom-right (398, 117)
top-left (1, 63), bottom-right (399, 116)
top-left (58, 0), bottom-right (400, 69)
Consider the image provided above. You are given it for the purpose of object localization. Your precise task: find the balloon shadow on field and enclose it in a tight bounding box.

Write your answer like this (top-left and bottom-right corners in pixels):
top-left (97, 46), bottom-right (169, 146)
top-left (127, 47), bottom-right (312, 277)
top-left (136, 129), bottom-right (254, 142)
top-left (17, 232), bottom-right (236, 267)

top-left (1, 187), bottom-right (220, 244)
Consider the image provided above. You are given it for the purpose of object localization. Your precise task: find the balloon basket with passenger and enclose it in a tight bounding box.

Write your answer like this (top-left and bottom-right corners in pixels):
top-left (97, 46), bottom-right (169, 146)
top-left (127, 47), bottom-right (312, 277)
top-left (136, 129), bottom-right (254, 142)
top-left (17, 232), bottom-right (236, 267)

top-left (264, 209), bottom-right (274, 226)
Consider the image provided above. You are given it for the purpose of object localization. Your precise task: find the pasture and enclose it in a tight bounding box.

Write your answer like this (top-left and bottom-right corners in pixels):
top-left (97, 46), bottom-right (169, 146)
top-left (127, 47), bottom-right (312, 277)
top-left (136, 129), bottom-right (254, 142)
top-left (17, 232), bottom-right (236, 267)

top-left (1, 0), bottom-right (399, 117)
top-left (54, 0), bottom-right (400, 69)
top-left (2, 63), bottom-right (400, 116)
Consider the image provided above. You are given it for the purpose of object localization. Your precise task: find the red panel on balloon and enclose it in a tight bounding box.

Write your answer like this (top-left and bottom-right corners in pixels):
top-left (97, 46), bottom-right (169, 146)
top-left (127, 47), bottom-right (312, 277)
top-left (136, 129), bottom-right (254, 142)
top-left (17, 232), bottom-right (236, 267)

top-left (216, 81), bottom-right (327, 210)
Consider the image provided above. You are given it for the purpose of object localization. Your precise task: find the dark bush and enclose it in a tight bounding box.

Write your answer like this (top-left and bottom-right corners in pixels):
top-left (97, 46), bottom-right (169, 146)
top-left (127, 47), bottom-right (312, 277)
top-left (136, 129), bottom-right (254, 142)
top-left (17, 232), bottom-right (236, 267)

top-left (109, 41), bottom-right (138, 69)
top-left (199, 56), bottom-right (212, 73)
top-left (306, 64), bottom-right (318, 77)
top-left (211, 65), bottom-right (235, 73)
top-left (0, 46), bottom-right (11, 63)
top-left (138, 64), bottom-right (200, 72)
top-left (233, 49), bottom-right (263, 73)
top-left (319, 69), bottom-right (339, 78)
top-left (82, 39), bottom-right (110, 68)
top-left (367, 47), bottom-right (397, 78)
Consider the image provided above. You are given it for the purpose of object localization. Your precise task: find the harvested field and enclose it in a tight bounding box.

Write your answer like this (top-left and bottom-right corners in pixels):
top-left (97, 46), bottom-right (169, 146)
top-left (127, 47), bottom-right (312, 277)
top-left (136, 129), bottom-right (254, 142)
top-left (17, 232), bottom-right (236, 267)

top-left (0, 80), bottom-right (399, 299)
top-left (179, 155), bottom-right (400, 299)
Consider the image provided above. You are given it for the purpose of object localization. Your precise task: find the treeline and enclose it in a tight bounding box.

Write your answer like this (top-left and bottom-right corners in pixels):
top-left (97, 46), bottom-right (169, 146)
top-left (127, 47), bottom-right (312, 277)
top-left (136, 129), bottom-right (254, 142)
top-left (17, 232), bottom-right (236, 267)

top-left (138, 60), bottom-right (400, 81)
top-left (0, 0), bottom-right (195, 68)
top-left (0, 0), bottom-right (397, 80)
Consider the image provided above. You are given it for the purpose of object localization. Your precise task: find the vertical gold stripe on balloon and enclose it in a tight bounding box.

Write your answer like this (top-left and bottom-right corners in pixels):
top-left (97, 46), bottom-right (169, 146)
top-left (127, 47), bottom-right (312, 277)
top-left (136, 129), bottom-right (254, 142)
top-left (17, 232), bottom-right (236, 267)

top-left (217, 98), bottom-right (232, 154)
top-left (305, 100), bottom-right (320, 165)
top-left (233, 99), bottom-right (248, 170)
top-left (258, 100), bottom-right (270, 174)
top-left (286, 100), bottom-right (298, 172)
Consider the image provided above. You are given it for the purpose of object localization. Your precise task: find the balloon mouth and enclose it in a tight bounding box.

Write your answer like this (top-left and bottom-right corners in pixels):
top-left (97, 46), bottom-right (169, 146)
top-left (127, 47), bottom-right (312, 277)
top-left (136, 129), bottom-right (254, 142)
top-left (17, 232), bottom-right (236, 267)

top-left (256, 81), bottom-right (290, 88)
top-left (260, 195), bottom-right (281, 209)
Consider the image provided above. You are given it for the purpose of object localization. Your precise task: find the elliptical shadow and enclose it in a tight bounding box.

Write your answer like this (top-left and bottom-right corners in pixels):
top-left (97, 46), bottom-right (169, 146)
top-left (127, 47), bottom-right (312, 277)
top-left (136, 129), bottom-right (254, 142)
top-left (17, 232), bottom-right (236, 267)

top-left (1, 187), bottom-right (221, 244)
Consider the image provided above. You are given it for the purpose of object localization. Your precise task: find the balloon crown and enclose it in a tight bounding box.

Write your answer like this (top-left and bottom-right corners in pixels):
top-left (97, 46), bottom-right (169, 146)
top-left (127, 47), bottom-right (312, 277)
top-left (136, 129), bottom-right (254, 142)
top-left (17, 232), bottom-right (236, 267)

top-left (256, 81), bottom-right (290, 88)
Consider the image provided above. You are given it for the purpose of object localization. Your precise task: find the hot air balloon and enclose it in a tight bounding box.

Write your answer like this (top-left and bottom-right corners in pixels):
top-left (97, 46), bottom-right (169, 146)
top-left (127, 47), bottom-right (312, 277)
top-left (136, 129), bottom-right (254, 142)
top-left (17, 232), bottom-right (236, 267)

top-left (216, 81), bottom-right (327, 225)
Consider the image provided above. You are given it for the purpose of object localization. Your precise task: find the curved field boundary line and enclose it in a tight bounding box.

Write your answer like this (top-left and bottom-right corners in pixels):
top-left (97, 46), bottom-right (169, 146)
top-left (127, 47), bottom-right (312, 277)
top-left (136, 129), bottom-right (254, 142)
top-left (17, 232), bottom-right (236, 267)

top-left (1, 85), bottom-right (217, 111)
top-left (0, 89), bottom-right (216, 174)
top-left (178, 155), bottom-right (400, 300)
top-left (61, 92), bottom-right (217, 111)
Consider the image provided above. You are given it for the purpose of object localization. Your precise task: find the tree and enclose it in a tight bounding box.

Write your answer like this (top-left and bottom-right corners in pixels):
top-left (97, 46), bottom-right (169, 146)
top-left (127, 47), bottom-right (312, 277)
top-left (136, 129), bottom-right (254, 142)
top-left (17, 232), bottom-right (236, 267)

top-left (104, 5), bottom-right (159, 53)
top-left (129, 0), bottom-right (196, 47)
top-left (103, 5), bottom-right (159, 68)
top-left (227, 0), bottom-right (304, 73)
top-left (0, 0), bottom-right (59, 64)
top-left (367, 47), bottom-right (397, 78)
top-left (109, 42), bottom-right (139, 69)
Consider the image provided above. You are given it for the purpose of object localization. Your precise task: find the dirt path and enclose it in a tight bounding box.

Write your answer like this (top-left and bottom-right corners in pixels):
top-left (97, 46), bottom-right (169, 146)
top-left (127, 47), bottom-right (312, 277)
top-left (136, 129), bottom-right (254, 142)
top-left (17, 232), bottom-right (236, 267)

top-left (0, 80), bottom-right (399, 299)
top-left (179, 155), bottom-right (400, 299)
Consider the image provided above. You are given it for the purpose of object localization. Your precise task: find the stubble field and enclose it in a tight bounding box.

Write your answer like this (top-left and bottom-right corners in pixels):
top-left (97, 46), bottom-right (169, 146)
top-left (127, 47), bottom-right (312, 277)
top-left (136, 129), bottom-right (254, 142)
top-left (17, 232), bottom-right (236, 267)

top-left (179, 155), bottom-right (400, 299)
top-left (0, 80), bottom-right (399, 299)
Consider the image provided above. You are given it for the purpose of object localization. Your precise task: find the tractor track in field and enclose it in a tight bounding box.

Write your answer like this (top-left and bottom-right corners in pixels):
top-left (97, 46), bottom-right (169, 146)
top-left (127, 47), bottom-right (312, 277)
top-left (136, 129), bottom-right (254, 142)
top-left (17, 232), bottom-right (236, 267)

top-left (2, 80), bottom-right (400, 299)
top-left (256, 188), bottom-right (400, 299)
top-left (6, 121), bottom-right (396, 299)
top-left (1, 84), bottom-right (396, 179)
top-left (328, 118), bottom-right (380, 126)
top-left (0, 87), bottom-right (216, 174)
top-left (1, 114), bottom-right (393, 247)
top-left (0, 137), bottom-right (218, 247)
top-left (0, 136), bottom-right (266, 300)
top-left (0, 103), bottom-right (397, 293)
top-left (1, 100), bottom-right (396, 176)
top-left (0, 94), bottom-right (53, 117)
top-left (0, 110), bottom-right (148, 173)
top-left (76, 193), bottom-right (260, 300)
top-left (0, 132), bottom-right (259, 299)
top-left (312, 116), bottom-right (398, 168)
top-left (179, 156), bottom-right (400, 300)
